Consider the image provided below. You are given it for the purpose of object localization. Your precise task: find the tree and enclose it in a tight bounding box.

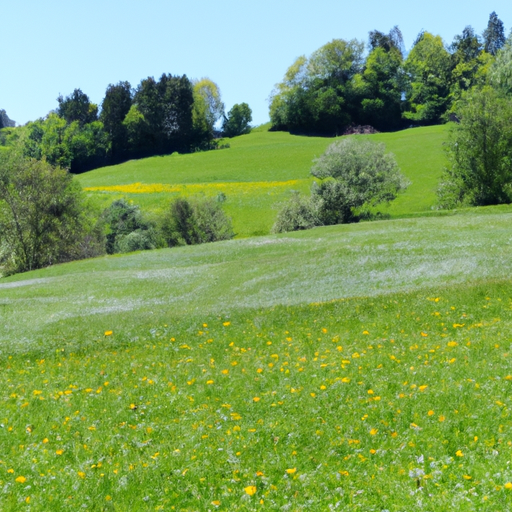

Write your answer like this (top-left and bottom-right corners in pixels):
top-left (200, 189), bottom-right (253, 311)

top-left (192, 78), bottom-right (224, 146)
top-left (0, 148), bottom-right (95, 275)
top-left (449, 26), bottom-right (486, 102)
top-left (222, 103), bottom-right (252, 137)
top-left (403, 32), bottom-right (452, 123)
top-left (0, 109), bottom-right (15, 129)
top-left (489, 33), bottom-right (512, 94)
top-left (57, 89), bottom-right (98, 125)
top-left (100, 81), bottom-right (132, 160)
top-left (354, 46), bottom-right (404, 130)
top-left (133, 74), bottom-right (195, 154)
top-left (483, 12), bottom-right (506, 56)
top-left (311, 137), bottom-right (408, 218)
top-left (438, 87), bottom-right (512, 208)
top-left (269, 39), bottom-right (364, 134)
top-left (368, 26), bottom-right (405, 56)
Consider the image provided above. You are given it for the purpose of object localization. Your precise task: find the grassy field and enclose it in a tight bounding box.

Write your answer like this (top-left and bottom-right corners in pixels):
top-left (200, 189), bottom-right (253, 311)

top-left (2, 212), bottom-right (512, 510)
top-left (77, 125), bottom-right (449, 237)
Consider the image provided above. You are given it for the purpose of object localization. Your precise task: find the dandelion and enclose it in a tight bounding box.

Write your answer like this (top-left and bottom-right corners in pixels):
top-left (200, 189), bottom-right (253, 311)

top-left (286, 468), bottom-right (297, 474)
top-left (104, 330), bottom-right (113, 336)
top-left (15, 476), bottom-right (26, 483)
top-left (505, 482), bottom-right (512, 490)
top-left (56, 449), bottom-right (64, 455)
top-left (253, 397), bottom-right (260, 402)
top-left (439, 415), bottom-right (446, 422)
top-left (370, 428), bottom-right (378, 436)
top-left (456, 450), bottom-right (464, 457)
top-left (211, 501), bottom-right (221, 507)
top-left (463, 475), bottom-right (472, 480)
top-left (427, 410), bottom-right (434, 416)
top-left (244, 485), bottom-right (257, 496)
top-left (78, 471), bottom-right (86, 479)
top-left (206, 380), bottom-right (214, 385)
top-left (223, 322), bottom-right (231, 327)
top-left (421, 332), bottom-right (428, 337)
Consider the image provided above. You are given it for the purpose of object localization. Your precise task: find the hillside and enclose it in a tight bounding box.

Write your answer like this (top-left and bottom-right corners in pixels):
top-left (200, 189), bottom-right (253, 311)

top-left (78, 125), bottom-right (449, 237)
top-left (3, 212), bottom-right (512, 509)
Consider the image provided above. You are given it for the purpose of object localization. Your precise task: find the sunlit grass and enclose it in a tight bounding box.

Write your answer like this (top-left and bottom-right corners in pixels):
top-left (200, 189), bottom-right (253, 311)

top-left (77, 125), bottom-right (449, 237)
top-left (3, 279), bottom-right (512, 510)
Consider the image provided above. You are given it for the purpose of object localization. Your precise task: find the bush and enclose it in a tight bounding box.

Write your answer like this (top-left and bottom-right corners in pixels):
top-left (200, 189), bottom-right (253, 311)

top-left (272, 191), bottom-right (321, 233)
top-left (311, 180), bottom-right (355, 225)
top-left (311, 137), bottom-right (408, 211)
top-left (161, 196), bottom-right (234, 246)
top-left (116, 229), bottom-right (158, 253)
top-left (103, 199), bottom-right (157, 254)
top-left (273, 137), bottom-right (407, 233)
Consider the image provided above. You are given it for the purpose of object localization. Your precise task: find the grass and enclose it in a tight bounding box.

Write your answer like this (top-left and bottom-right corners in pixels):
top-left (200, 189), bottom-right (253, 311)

top-left (77, 125), bottom-right (449, 237)
top-left (2, 212), bottom-right (512, 509)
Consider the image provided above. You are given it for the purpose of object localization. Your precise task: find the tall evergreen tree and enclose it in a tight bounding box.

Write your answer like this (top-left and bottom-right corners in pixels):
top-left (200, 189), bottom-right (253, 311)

top-left (483, 11), bottom-right (506, 56)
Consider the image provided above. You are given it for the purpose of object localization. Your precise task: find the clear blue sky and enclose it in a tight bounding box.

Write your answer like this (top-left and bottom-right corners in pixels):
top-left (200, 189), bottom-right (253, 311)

top-left (1, 0), bottom-right (510, 127)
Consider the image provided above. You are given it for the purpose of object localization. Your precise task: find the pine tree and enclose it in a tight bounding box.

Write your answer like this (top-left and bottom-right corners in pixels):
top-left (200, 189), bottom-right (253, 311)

top-left (483, 12), bottom-right (506, 56)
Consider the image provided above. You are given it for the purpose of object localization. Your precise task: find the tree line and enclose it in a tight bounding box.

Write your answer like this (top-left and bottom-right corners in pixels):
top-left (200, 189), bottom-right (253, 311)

top-left (0, 76), bottom-right (252, 173)
top-left (269, 12), bottom-right (508, 134)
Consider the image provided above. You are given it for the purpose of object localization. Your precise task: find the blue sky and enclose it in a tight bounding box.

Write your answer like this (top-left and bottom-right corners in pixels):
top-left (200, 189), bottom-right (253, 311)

top-left (1, 0), bottom-right (510, 127)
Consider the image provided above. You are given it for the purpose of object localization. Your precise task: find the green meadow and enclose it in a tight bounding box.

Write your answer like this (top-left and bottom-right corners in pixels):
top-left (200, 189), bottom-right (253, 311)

top-left (3, 210), bottom-right (512, 510)
top-left (77, 125), bottom-right (449, 237)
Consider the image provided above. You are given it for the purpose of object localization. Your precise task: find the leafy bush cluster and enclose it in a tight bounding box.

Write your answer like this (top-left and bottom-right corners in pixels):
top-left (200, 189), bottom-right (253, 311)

top-left (273, 137), bottom-right (408, 233)
top-left (0, 149), bottom-right (235, 275)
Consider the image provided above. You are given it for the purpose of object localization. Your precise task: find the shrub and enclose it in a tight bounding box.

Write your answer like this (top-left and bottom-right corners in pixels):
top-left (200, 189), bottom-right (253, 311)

top-left (161, 196), bottom-right (234, 246)
top-left (311, 137), bottom-right (408, 212)
top-left (272, 191), bottom-right (321, 233)
top-left (103, 199), bottom-right (157, 254)
top-left (116, 229), bottom-right (158, 253)
top-left (311, 180), bottom-right (355, 225)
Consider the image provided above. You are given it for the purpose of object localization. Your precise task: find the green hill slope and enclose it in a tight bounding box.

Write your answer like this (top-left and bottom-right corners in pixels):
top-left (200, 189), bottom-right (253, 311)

top-left (3, 213), bottom-right (512, 509)
top-left (77, 125), bottom-right (449, 236)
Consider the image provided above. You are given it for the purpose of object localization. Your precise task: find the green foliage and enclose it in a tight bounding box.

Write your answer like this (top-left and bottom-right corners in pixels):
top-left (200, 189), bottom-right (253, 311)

top-left (100, 81), bottom-right (132, 160)
top-left (354, 46), bottom-right (404, 130)
top-left (0, 109), bottom-right (15, 129)
top-left (438, 87), bottom-right (512, 208)
top-left (161, 196), bottom-right (234, 246)
top-left (134, 74), bottom-right (195, 154)
top-left (483, 11), bottom-right (506, 56)
top-left (448, 26), bottom-right (487, 103)
top-left (311, 180), bottom-right (356, 225)
top-left (192, 78), bottom-right (224, 147)
top-left (222, 103), bottom-right (252, 137)
top-left (269, 39), bottom-right (364, 134)
top-left (271, 191), bottom-right (320, 233)
top-left (103, 199), bottom-right (158, 254)
top-left (57, 88), bottom-right (98, 125)
top-left (489, 33), bottom-right (512, 94)
top-left (0, 149), bottom-right (100, 275)
top-left (311, 137), bottom-right (408, 213)
top-left (403, 32), bottom-right (452, 124)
